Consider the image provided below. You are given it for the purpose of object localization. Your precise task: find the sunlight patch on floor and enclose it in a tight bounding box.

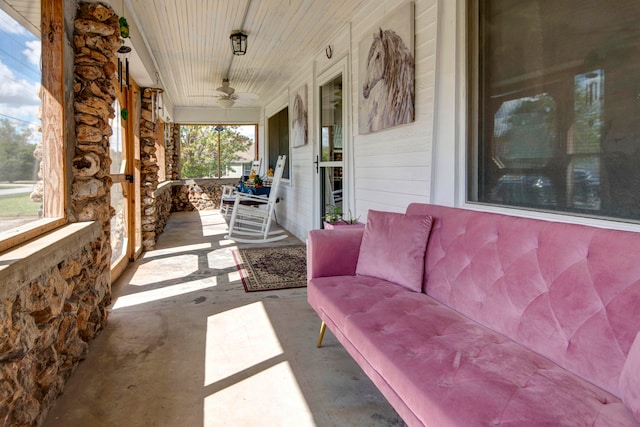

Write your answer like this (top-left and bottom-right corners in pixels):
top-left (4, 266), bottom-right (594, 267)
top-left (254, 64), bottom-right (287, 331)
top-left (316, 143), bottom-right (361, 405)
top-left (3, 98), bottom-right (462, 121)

top-left (227, 269), bottom-right (241, 283)
top-left (203, 302), bottom-right (313, 426)
top-left (141, 242), bottom-right (212, 258)
top-left (112, 277), bottom-right (217, 309)
top-left (206, 249), bottom-right (236, 270)
top-left (203, 361), bottom-right (314, 427)
top-left (202, 228), bottom-right (230, 237)
top-left (128, 254), bottom-right (199, 286)
top-left (215, 237), bottom-right (236, 245)
top-left (204, 302), bottom-right (283, 386)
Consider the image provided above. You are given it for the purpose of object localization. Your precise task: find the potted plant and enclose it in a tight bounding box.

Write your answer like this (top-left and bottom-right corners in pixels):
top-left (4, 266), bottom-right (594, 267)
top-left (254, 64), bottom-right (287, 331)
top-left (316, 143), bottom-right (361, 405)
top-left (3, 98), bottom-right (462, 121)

top-left (323, 205), bottom-right (364, 229)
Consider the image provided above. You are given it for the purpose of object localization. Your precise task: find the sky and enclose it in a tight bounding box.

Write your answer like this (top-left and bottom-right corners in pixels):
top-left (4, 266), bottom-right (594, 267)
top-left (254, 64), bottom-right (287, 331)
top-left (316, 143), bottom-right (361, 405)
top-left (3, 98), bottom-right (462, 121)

top-left (0, 8), bottom-right (41, 139)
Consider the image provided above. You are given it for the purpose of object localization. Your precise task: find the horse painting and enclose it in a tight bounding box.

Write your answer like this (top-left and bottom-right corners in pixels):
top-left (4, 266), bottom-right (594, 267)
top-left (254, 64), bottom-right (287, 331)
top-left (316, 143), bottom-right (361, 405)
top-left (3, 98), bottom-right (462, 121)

top-left (360, 27), bottom-right (414, 133)
top-left (291, 85), bottom-right (308, 147)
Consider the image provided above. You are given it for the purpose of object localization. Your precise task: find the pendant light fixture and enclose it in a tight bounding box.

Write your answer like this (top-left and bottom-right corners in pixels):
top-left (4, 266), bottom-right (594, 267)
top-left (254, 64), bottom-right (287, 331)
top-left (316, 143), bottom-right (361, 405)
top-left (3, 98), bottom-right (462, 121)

top-left (230, 31), bottom-right (248, 55)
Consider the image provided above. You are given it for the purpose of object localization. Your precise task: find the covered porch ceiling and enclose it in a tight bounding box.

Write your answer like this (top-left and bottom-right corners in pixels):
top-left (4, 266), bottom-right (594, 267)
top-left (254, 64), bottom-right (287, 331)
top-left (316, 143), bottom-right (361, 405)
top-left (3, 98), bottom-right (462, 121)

top-left (124, 0), bottom-right (365, 109)
top-left (4, 0), bottom-right (365, 110)
top-left (15, 0), bottom-right (366, 112)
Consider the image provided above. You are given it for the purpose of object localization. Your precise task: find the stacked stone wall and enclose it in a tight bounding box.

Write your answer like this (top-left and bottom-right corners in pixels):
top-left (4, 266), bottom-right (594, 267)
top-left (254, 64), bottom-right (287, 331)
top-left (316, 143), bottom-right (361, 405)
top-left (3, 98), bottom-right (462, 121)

top-left (72, 0), bottom-right (118, 270)
top-left (140, 89), bottom-right (160, 251)
top-left (154, 183), bottom-right (173, 236)
top-left (0, 3), bottom-right (118, 424)
top-left (171, 180), bottom-right (236, 211)
top-left (165, 123), bottom-right (180, 180)
top-left (0, 225), bottom-right (104, 426)
top-left (171, 124), bottom-right (181, 179)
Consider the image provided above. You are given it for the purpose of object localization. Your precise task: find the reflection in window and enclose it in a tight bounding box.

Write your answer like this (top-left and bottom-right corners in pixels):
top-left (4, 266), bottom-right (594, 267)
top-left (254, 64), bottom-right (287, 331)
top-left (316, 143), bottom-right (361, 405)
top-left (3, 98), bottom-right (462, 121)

top-left (0, 9), bottom-right (42, 233)
top-left (568, 158), bottom-right (600, 210)
top-left (493, 95), bottom-right (556, 169)
top-left (109, 99), bottom-right (126, 264)
top-left (571, 70), bottom-right (604, 155)
top-left (110, 100), bottom-right (124, 174)
top-left (320, 75), bottom-right (343, 163)
top-left (323, 167), bottom-right (343, 214)
top-left (470, 1), bottom-right (640, 221)
top-left (110, 182), bottom-right (126, 264)
top-left (320, 74), bottom-right (344, 221)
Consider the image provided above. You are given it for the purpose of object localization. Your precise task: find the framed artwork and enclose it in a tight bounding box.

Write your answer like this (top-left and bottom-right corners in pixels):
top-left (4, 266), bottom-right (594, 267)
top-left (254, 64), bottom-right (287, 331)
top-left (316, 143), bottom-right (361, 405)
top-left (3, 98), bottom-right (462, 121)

top-left (358, 2), bottom-right (415, 134)
top-left (291, 84), bottom-right (308, 147)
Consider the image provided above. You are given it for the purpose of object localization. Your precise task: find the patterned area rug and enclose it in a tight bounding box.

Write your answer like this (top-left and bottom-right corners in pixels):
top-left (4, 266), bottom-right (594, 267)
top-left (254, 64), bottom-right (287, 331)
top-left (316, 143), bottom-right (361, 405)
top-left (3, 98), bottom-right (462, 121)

top-left (233, 245), bottom-right (307, 292)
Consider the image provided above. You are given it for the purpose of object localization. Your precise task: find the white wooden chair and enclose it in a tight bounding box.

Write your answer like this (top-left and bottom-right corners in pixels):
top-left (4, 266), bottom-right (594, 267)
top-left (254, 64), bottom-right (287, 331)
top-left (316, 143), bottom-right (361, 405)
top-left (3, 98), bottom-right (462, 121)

top-left (225, 155), bottom-right (287, 243)
top-left (220, 159), bottom-right (262, 217)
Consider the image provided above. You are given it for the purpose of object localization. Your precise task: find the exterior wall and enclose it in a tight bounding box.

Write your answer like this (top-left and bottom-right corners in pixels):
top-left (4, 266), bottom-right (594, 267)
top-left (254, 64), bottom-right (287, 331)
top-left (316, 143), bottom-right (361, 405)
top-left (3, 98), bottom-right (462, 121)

top-left (0, 223), bottom-right (102, 426)
top-left (350, 1), bottom-right (438, 215)
top-left (268, 0), bottom-right (440, 241)
top-left (154, 181), bottom-right (173, 236)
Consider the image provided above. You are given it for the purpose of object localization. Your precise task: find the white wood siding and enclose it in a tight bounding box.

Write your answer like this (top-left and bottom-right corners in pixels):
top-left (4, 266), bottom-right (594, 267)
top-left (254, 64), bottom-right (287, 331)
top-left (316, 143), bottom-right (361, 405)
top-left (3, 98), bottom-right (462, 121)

top-left (269, 0), bottom-right (439, 240)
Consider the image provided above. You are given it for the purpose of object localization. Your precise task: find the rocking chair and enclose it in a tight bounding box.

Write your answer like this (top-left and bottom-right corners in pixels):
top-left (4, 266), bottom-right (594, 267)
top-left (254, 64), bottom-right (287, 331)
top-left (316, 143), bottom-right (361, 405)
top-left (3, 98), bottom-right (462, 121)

top-left (225, 155), bottom-right (287, 243)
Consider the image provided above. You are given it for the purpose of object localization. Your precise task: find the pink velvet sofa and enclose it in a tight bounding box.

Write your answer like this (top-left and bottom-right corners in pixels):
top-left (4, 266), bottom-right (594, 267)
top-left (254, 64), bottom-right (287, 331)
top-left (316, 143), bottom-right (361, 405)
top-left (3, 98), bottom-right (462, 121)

top-left (307, 203), bottom-right (640, 426)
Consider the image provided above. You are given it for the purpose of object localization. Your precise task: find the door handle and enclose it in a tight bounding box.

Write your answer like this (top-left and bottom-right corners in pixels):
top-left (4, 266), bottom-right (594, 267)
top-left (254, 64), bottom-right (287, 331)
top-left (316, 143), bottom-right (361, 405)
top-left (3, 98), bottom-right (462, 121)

top-left (314, 155), bottom-right (319, 173)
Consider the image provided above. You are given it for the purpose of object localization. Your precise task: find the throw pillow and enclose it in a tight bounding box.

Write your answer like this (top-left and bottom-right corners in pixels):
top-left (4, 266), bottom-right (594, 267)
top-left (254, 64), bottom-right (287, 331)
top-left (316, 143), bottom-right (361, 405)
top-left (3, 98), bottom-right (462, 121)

top-left (355, 210), bottom-right (433, 292)
top-left (620, 330), bottom-right (640, 422)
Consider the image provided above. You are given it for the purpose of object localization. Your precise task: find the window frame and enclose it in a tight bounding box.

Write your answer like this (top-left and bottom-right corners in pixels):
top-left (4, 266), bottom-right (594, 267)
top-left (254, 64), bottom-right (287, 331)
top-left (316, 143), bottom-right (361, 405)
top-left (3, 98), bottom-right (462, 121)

top-left (0, 0), bottom-right (66, 254)
top-left (467, 0), bottom-right (640, 225)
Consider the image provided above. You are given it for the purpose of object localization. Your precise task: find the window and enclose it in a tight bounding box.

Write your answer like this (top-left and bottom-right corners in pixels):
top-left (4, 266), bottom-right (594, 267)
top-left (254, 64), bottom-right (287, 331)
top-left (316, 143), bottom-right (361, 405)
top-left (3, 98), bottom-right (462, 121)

top-left (0, 8), bottom-right (43, 234)
top-left (0, 2), bottom-right (64, 251)
top-left (180, 125), bottom-right (257, 179)
top-left (268, 108), bottom-right (289, 179)
top-left (469, 1), bottom-right (640, 222)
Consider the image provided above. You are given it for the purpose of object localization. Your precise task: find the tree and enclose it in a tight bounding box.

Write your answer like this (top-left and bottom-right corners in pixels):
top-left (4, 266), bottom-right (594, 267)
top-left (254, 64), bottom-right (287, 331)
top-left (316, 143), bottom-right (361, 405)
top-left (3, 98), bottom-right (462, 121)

top-left (0, 119), bottom-right (38, 183)
top-left (180, 125), bottom-right (253, 178)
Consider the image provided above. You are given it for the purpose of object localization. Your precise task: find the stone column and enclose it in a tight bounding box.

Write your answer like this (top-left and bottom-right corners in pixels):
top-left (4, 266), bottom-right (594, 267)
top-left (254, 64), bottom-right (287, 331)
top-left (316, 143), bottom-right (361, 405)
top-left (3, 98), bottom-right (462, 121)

top-left (71, 1), bottom-right (120, 328)
top-left (164, 122), bottom-right (174, 179)
top-left (140, 88), bottom-right (160, 250)
top-left (173, 123), bottom-right (181, 179)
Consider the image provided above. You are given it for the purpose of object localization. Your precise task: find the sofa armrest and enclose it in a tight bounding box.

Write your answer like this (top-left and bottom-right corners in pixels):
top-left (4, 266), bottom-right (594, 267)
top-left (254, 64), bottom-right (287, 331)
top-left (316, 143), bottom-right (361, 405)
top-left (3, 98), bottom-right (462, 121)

top-left (307, 229), bottom-right (365, 280)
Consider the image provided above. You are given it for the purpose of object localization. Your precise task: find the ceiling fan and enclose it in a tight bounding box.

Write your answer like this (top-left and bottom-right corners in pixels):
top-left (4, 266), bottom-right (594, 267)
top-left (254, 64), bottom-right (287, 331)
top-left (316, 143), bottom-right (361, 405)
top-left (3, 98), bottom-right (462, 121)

top-left (214, 79), bottom-right (258, 108)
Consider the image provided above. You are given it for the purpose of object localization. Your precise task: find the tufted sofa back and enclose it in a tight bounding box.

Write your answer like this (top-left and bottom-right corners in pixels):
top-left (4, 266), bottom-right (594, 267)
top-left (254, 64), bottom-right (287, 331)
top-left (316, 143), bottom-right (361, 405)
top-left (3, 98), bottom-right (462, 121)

top-left (406, 203), bottom-right (640, 397)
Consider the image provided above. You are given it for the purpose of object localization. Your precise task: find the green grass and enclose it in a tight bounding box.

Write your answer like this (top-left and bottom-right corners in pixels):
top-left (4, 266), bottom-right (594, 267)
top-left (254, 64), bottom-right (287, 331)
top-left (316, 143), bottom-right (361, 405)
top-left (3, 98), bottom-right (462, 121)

top-left (0, 193), bottom-right (41, 217)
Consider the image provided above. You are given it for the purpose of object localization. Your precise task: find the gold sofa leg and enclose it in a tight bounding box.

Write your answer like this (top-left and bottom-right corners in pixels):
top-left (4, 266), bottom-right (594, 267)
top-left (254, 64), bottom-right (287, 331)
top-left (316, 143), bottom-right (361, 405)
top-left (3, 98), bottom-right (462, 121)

top-left (317, 321), bottom-right (327, 348)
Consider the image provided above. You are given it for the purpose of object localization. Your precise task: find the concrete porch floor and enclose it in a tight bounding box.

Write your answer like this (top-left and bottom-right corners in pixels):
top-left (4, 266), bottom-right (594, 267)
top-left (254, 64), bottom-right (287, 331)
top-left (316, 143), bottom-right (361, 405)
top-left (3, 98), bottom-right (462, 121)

top-left (43, 210), bottom-right (406, 427)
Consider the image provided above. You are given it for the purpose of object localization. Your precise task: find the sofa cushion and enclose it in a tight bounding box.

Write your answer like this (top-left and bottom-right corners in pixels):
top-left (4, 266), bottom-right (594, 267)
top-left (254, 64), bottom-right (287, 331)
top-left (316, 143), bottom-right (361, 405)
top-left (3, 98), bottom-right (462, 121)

top-left (620, 331), bottom-right (640, 421)
top-left (355, 210), bottom-right (432, 292)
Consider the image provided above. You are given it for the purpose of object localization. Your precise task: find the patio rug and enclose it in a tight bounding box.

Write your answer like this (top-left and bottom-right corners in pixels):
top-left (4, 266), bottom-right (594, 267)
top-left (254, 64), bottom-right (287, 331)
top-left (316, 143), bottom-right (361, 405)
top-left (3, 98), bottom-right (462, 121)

top-left (233, 245), bottom-right (307, 292)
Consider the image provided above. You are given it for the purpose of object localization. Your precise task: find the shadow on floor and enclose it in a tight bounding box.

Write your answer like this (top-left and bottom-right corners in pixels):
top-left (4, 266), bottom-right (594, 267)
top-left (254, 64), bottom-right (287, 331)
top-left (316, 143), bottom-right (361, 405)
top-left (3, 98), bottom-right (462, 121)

top-left (43, 210), bottom-right (406, 427)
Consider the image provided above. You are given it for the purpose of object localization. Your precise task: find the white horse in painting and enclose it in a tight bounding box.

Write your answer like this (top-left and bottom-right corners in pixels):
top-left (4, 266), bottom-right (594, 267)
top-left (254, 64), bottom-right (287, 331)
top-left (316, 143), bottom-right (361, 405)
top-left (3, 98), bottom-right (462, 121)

top-left (292, 92), bottom-right (307, 146)
top-left (361, 28), bottom-right (414, 133)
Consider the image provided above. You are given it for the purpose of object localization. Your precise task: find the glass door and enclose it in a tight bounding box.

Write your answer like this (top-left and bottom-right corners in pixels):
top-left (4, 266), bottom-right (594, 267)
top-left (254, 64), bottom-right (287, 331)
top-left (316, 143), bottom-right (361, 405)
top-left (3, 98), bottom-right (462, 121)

top-left (317, 58), bottom-right (351, 227)
top-left (109, 81), bottom-right (140, 281)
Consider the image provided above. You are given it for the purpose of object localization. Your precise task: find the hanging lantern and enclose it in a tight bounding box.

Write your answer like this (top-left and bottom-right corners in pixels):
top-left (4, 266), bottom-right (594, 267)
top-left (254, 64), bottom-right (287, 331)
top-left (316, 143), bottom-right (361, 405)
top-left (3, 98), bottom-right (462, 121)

top-left (230, 31), bottom-right (248, 55)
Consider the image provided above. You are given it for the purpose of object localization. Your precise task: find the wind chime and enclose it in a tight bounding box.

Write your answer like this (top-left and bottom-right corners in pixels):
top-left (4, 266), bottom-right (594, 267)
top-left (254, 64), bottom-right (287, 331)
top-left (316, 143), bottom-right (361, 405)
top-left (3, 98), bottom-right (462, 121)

top-left (117, 6), bottom-right (131, 91)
